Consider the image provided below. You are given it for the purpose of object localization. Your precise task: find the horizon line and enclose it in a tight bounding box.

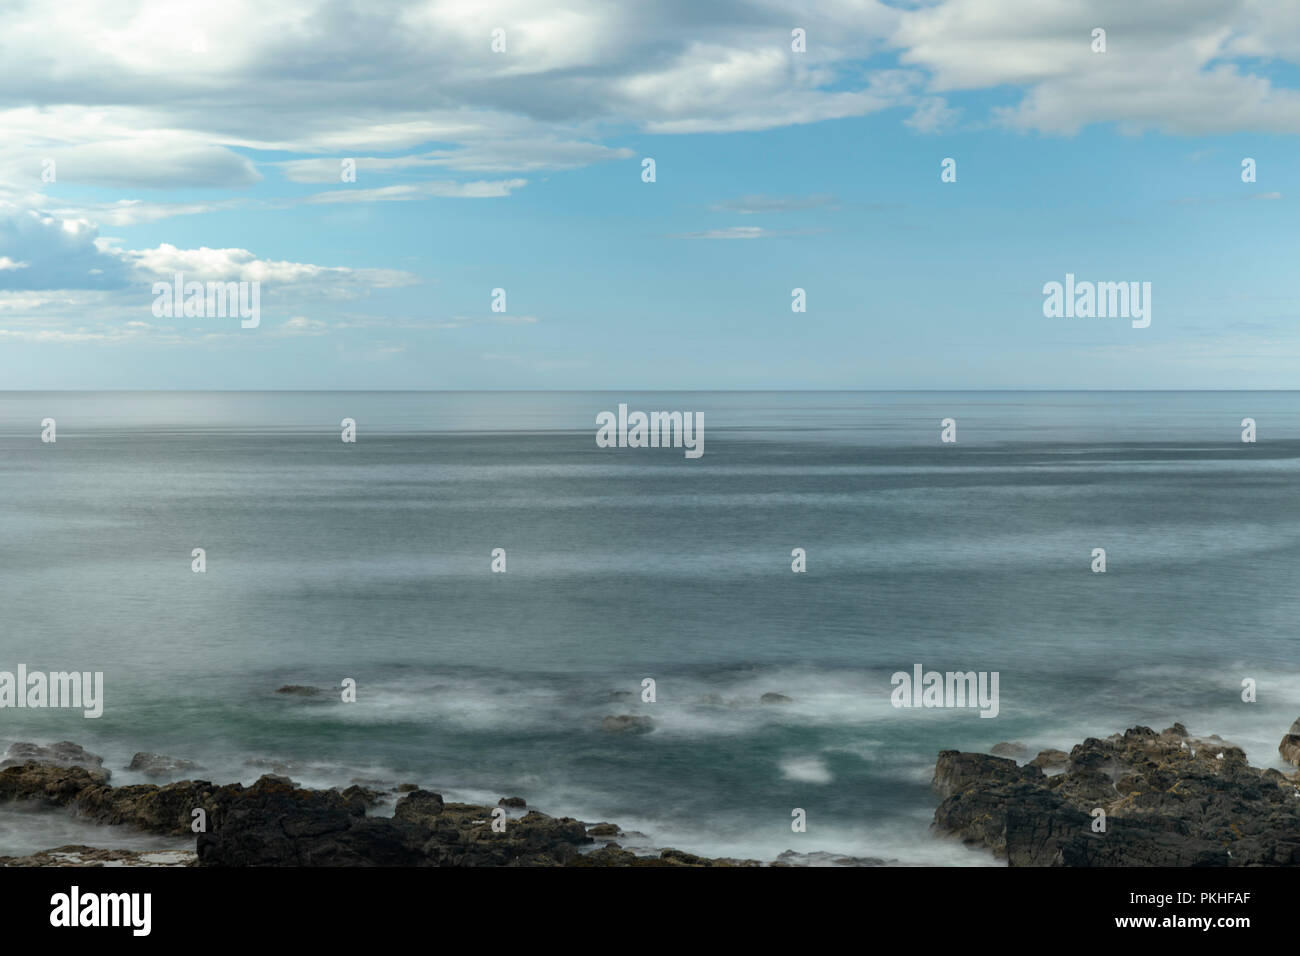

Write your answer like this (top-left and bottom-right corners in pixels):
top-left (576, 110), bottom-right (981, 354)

top-left (4, 388), bottom-right (1300, 394)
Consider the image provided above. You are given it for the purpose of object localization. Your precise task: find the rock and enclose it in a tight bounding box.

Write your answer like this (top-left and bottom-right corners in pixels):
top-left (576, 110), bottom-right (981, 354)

top-left (1029, 749), bottom-right (1070, 772)
top-left (0, 845), bottom-right (195, 867)
top-left (196, 783), bottom-right (398, 866)
top-left (933, 723), bottom-right (1300, 866)
top-left (585, 822), bottom-right (620, 837)
top-left (1, 741), bottom-right (105, 773)
top-left (660, 848), bottom-right (708, 865)
top-left (990, 741), bottom-right (1029, 759)
top-left (1279, 717), bottom-right (1300, 767)
top-left (127, 752), bottom-right (201, 777)
top-left (498, 796), bottom-right (526, 809)
top-left (391, 789), bottom-right (445, 825)
top-left (774, 850), bottom-right (892, 867)
top-left (760, 693), bottom-right (792, 705)
top-left (394, 783), bottom-right (419, 793)
top-left (932, 751), bottom-right (1038, 801)
top-left (571, 845), bottom-right (642, 866)
top-left (200, 790), bottom-right (599, 867)
top-left (0, 762), bottom-right (766, 867)
top-left (275, 685), bottom-right (322, 697)
top-left (0, 762), bottom-right (111, 805)
top-left (601, 715), bottom-right (654, 734)
top-left (338, 785), bottom-right (387, 808)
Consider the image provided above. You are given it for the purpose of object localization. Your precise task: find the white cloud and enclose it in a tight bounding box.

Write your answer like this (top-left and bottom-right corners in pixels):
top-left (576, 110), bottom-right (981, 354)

top-left (303, 180), bottom-right (528, 203)
top-left (896, 0), bottom-right (1300, 135)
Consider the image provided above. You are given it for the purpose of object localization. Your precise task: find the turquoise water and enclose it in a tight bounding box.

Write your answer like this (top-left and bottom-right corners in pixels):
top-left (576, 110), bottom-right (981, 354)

top-left (1, 391), bottom-right (1298, 862)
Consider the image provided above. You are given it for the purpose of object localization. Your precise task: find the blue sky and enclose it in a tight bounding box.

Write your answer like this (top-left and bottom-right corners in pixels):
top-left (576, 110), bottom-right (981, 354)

top-left (2, 0), bottom-right (1299, 388)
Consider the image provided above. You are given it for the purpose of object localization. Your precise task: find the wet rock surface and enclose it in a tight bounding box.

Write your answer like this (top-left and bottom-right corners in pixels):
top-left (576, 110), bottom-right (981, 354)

top-left (0, 845), bottom-right (195, 867)
top-left (0, 752), bottom-right (768, 866)
top-left (1279, 717), bottom-right (1300, 768)
top-left (934, 723), bottom-right (1300, 866)
top-left (2, 742), bottom-right (105, 773)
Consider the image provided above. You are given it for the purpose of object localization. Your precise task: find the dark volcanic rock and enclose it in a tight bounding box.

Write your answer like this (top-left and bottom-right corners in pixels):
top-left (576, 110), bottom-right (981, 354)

top-left (498, 796), bottom-right (526, 808)
top-left (197, 776), bottom-right (418, 866)
top-left (391, 789), bottom-right (444, 825)
top-left (274, 685), bottom-right (322, 697)
top-left (197, 783), bottom-right (602, 867)
top-left (0, 744), bottom-right (763, 867)
top-left (933, 723), bottom-right (1300, 866)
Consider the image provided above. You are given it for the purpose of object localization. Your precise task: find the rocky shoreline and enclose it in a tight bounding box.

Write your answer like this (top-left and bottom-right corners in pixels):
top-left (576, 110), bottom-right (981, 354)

top-left (8, 718), bottom-right (1300, 866)
top-left (932, 720), bottom-right (1300, 866)
top-left (0, 741), bottom-right (868, 867)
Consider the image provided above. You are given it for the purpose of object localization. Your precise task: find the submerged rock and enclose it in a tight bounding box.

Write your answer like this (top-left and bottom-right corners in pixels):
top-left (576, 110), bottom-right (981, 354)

top-left (601, 715), bottom-right (654, 734)
top-left (773, 850), bottom-right (892, 867)
top-left (760, 693), bottom-right (793, 705)
top-left (933, 723), bottom-right (1300, 866)
top-left (127, 752), bottom-right (201, 778)
top-left (274, 685), bottom-right (322, 697)
top-left (243, 757), bottom-right (305, 774)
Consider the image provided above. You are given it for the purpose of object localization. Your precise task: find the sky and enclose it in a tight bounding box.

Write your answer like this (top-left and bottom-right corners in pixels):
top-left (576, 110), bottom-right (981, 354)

top-left (2, 0), bottom-right (1300, 389)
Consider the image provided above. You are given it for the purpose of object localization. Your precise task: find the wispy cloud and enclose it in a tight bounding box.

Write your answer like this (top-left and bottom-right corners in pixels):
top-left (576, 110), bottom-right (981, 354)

top-left (669, 226), bottom-right (827, 240)
top-left (709, 194), bottom-right (839, 215)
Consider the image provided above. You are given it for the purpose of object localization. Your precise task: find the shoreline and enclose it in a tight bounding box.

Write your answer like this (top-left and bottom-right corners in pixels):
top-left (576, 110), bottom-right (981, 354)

top-left (6, 716), bottom-right (1298, 866)
top-left (0, 741), bottom-right (891, 867)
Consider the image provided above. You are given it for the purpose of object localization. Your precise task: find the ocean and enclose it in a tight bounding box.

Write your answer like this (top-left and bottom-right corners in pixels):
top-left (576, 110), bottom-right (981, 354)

top-left (1, 390), bottom-right (1298, 863)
